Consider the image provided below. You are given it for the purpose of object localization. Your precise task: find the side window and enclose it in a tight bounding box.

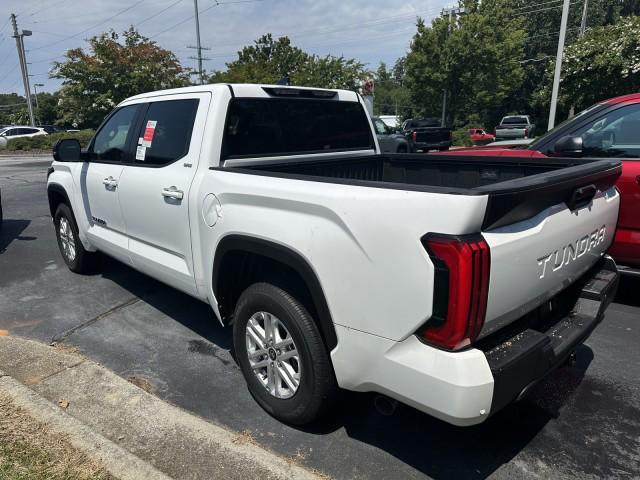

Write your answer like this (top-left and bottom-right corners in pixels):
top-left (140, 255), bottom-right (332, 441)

top-left (374, 119), bottom-right (387, 135)
top-left (133, 99), bottom-right (199, 167)
top-left (574, 104), bottom-right (640, 159)
top-left (90, 105), bottom-right (139, 162)
top-left (4, 129), bottom-right (17, 136)
top-left (23, 128), bottom-right (39, 135)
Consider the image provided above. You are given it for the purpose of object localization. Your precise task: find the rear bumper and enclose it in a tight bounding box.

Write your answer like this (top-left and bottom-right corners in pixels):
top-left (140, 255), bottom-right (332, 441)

top-left (412, 140), bottom-right (451, 151)
top-left (482, 256), bottom-right (619, 415)
top-left (331, 256), bottom-right (618, 426)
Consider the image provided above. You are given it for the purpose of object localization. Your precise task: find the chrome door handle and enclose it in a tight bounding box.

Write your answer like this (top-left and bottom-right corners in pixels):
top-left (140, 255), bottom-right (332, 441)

top-left (162, 186), bottom-right (184, 200)
top-left (102, 176), bottom-right (118, 188)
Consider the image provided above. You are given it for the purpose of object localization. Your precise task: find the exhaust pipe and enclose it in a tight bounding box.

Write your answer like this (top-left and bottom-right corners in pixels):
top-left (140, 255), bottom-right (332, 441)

top-left (374, 395), bottom-right (398, 416)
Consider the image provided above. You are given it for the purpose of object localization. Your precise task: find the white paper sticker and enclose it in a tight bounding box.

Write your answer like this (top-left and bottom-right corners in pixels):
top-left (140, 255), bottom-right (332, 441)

top-left (138, 137), bottom-right (143, 145)
top-left (135, 145), bottom-right (146, 161)
top-left (141, 139), bottom-right (152, 148)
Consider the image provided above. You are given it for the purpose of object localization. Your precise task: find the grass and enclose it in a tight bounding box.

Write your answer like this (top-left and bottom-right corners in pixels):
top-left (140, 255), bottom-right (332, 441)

top-left (4, 130), bottom-right (95, 152)
top-left (0, 393), bottom-right (114, 480)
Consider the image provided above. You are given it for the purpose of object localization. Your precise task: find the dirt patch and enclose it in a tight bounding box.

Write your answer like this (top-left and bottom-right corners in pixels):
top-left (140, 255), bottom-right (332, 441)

top-left (51, 342), bottom-right (82, 356)
top-left (0, 393), bottom-right (113, 480)
top-left (231, 429), bottom-right (257, 446)
top-left (127, 376), bottom-right (154, 393)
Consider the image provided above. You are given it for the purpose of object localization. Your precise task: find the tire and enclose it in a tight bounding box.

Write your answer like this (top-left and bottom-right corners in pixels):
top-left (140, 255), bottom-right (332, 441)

top-left (396, 145), bottom-right (408, 153)
top-left (233, 282), bottom-right (338, 425)
top-left (438, 146), bottom-right (450, 151)
top-left (54, 203), bottom-right (97, 274)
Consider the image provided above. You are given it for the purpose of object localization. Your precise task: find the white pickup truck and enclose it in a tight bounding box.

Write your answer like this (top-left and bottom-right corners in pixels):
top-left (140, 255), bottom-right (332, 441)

top-left (47, 84), bottom-right (621, 426)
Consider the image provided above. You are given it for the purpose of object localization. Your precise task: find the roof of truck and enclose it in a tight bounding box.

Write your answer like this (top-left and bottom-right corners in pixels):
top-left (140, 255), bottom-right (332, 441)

top-left (123, 83), bottom-right (359, 103)
top-left (604, 93), bottom-right (640, 105)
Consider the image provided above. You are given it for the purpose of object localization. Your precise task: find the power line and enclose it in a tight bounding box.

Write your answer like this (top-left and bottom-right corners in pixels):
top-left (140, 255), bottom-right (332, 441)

top-left (512, 2), bottom-right (579, 17)
top-left (28, 0), bottom-right (146, 52)
top-left (24, 0), bottom-right (72, 19)
top-left (149, 0), bottom-right (264, 39)
top-left (135, 0), bottom-right (184, 28)
top-left (512, 0), bottom-right (563, 13)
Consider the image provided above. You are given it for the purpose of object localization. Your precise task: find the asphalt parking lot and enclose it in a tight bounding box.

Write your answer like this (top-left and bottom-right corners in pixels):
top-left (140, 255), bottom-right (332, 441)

top-left (1, 155), bottom-right (639, 479)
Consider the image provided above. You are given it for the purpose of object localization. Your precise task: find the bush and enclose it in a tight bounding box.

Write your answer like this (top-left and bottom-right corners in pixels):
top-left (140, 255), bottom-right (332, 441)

top-left (6, 130), bottom-right (95, 151)
top-left (452, 126), bottom-right (473, 147)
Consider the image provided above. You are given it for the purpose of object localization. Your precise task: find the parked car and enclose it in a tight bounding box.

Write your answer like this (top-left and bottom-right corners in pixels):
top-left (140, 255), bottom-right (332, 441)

top-left (439, 93), bottom-right (640, 271)
top-left (48, 84), bottom-right (620, 427)
top-left (495, 115), bottom-right (535, 140)
top-left (372, 116), bottom-right (409, 153)
top-left (469, 128), bottom-right (495, 146)
top-left (38, 125), bottom-right (66, 134)
top-left (402, 118), bottom-right (452, 152)
top-left (0, 126), bottom-right (48, 140)
top-left (378, 115), bottom-right (400, 129)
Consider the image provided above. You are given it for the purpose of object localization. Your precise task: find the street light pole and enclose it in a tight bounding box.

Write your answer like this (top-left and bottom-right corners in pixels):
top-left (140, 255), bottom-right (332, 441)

top-left (10, 13), bottom-right (35, 126)
top-left (547, 0), bottom-right (571, 131)
top-left (193, 0), bottom-right (204, 85)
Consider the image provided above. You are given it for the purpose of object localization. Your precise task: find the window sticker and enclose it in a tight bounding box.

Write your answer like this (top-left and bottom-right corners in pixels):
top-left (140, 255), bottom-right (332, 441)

top-left (143, 120), bottom-right (157, 145)
top-left (135, 145), bottom-right (147, 161)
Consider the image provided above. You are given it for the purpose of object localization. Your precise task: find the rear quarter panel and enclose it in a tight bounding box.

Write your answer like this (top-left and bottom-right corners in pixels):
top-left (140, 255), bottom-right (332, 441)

top-left (194, 169), bottom-right (489, 341)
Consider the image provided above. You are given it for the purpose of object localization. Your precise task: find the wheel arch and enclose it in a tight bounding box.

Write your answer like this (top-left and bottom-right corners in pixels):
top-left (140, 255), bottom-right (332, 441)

top-left (47, 183), bottom-right (72, 218)
top-left (212, 235), bottom-right (338, 351)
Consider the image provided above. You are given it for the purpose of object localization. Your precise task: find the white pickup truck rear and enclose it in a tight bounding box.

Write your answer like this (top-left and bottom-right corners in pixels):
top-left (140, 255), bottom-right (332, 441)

top-left (47, 84), bottom-right (621, 426)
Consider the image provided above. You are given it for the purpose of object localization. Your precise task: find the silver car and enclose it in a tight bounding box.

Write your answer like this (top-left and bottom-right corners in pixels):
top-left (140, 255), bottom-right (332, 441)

top-left (372, 117), bottom-right (409, 153)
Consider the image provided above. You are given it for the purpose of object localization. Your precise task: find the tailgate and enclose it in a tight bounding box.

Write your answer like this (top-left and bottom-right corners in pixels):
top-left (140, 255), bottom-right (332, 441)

top-left (478, 162), bottom-right (621, 338)
top-left (415, 128), bottom-right (450, 143)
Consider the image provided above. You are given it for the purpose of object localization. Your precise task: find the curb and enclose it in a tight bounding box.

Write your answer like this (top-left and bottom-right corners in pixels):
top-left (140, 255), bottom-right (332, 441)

top-left (0, 336), bottom-right (321, 480)
top-left (0, 370), bottom-right (171, 480)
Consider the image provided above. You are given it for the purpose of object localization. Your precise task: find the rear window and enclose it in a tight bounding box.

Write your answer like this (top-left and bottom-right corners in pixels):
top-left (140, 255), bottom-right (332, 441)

top-left (501, 116), bottom-right (528, 125)
top-left (222, 98), bottom-right (374, 159)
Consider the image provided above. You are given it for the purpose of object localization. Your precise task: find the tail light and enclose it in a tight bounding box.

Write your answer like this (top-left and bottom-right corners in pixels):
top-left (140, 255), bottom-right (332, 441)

top-left (418, 235), bottom-right (490, 351)
top-left (412, 131), bottom-right (417, 142)
top-left (493, 128), bottom-right (497, 136)
top-left (524, 128), bottom-right (529, 138)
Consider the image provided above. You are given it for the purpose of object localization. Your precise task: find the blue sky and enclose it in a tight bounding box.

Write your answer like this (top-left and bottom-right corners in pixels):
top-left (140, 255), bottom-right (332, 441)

top-left (0, 0), bottom-right (449, 94)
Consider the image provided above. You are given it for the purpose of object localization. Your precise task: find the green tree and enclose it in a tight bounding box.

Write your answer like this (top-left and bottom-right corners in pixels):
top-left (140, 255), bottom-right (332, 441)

top-left (209, 34), bottom-right (367, 90)
top-left (373, 60), bottom-right (411, 118)
top-left (511, 0), bottom-right (632, 123)
top-left (52, 28), bottom-right (189, 128)
top-left (0, 94), bottom-right (28, 126)
top-left (536, 16), bottom-right (640, 115)
top-left (34, 91), bottom-right (61, 125)
top-left (405, 0), bottom-right (526, 128)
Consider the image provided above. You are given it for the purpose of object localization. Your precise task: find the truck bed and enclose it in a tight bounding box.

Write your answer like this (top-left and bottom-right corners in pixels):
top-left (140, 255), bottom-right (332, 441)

top-left (224, 154), bottom-right (621, 230)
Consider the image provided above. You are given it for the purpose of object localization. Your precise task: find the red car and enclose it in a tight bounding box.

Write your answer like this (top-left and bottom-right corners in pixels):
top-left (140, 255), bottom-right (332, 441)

top-left (468, 128), bottom-right (495, 146)
top-left (443, 93), bottom-right (640, 272)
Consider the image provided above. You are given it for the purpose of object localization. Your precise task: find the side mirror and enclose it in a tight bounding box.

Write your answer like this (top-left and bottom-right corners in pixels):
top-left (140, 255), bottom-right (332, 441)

top-left (53, 138), bottom-right (82, 162)
top-left (553, 135), bottom-right (583, 157)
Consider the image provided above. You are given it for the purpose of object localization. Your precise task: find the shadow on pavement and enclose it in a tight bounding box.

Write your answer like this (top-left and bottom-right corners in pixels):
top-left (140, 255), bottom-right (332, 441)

top-left (614, 274), bottom-right (640, 307)
top-left (94, 254), bottom-right (595, 479)
top-left (0, 219), bottom-right (34, 253)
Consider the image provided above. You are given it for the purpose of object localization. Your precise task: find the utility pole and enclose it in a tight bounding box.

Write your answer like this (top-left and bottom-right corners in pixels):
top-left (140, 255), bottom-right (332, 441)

top-left (580, 0), bottom-right (589, 35)
top-left (10, 14), bottom-right (35, 126)
top-left (547, 0), bottom-right (571, 131)
top-left (189, 0), bottom-right (210, 85)
top-left (440, 6), bottom-right (465, 127)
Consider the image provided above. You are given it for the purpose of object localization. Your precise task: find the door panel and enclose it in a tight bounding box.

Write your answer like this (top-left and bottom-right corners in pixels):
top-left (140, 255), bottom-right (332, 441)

top-left (80, 104), bottom-right (140, 262)
top-left (117, 93), bottom-right (210, 296)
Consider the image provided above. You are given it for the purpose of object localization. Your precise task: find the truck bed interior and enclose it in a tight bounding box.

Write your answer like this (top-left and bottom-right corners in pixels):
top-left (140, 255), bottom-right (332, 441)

top-left (225, 154), bottom-right (621, 230)
top-left (236, 154), bottom-right (615, 192)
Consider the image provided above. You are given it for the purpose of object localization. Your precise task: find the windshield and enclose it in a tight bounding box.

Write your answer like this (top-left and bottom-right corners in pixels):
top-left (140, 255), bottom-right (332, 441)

top-left (0, 127), bottom-right (8, 135)
top-left (527, 103), bottom-right (605, 150)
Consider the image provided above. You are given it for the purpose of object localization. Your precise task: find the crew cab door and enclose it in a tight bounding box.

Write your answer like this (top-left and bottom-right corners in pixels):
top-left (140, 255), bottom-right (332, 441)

top-left (116, 93), bottom-right (210, 296)
top-left (80, 104), bottom-right (140, 262)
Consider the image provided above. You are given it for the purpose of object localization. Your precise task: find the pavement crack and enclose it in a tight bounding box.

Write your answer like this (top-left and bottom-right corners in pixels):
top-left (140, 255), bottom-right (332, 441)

top-left (31, 359), bottom-right (86, 385)
top-left (51, 297), bottom-right (142, 343)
